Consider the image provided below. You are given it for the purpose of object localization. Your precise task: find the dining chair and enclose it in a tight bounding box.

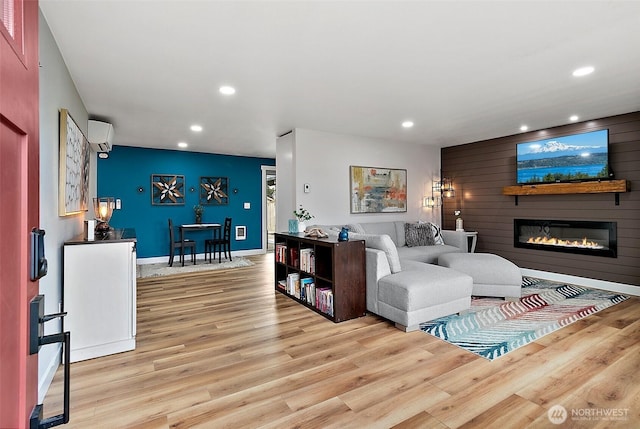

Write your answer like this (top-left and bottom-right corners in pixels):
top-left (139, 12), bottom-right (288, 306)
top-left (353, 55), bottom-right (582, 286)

top-left (205, 217), bottom-right (232, 263)
top-left (168, 218), bottom-right (196, 266)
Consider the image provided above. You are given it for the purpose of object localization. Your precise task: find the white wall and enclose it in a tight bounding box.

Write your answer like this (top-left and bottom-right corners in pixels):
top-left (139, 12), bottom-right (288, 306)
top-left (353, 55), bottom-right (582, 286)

top-left (275, 131), bottom-right (295, 232)
top-left (38, 10), bottom-right (95, 401)
top-left (276, 128), bottom-right (441, 228)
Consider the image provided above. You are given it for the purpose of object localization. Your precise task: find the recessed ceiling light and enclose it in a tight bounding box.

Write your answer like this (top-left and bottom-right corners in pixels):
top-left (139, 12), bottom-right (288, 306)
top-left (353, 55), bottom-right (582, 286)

top-left (219, 85), bottom-right (236, 95)
top-left (402, 121), bottom-right (414, 128)
top-left (569, 115), bottom-right (579, 122)
top-left (190, 124), bottom-right (203, 132)
top-left (572, 66), bottom-right (594, 77)
top-left (520, 125), bottom-right (529, 132)
top-left (177, 142), bottom-right (188, 148)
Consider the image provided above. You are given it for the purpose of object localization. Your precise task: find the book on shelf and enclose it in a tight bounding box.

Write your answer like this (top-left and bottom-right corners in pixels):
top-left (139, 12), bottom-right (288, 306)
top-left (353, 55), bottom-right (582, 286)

top-left (299, 248), bottom-right (315, 274)
top-left (300, 277), bottom-right (315, 305)
top-left (315, 287), bottom-right (333, 316)
top-left (286, 273), bottom-right (300, 297)
top-left (288, 247), bottom-right (299, 268)
top-left (275, 243), bottom-right (287, 263)
top-left (277, 279), bottom-right (287, 291)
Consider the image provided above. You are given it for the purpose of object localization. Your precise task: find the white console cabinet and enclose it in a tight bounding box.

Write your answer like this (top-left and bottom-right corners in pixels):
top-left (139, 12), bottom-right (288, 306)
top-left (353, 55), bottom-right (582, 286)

top-left (63, 229), bottom-right (137, 362)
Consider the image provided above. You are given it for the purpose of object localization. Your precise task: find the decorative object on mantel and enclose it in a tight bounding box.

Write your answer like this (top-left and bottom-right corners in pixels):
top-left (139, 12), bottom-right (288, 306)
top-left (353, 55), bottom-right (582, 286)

top-left (59, 108), bottom-right (90, 216)
top-left (293, 205), bottom-right (314, 233)
top-left (200, 176), bottom-right (229, 205)
top-left (193, 204), bottom-right (204, 224)
top-left (151, 174), bottom-right (185, 205)
top-left (350, 165), bottom-right (407, 213)
top-left (93, 197), bottom-right (114, 235)
top-left (420, 277), bottom-right (628, 360)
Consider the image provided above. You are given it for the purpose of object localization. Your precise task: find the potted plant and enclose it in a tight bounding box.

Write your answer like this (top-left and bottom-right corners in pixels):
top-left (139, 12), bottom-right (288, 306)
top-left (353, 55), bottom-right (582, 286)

top-left (193, 204), bottom-right (204, 223)
top-left (292, 205), bottom-right (314, 233)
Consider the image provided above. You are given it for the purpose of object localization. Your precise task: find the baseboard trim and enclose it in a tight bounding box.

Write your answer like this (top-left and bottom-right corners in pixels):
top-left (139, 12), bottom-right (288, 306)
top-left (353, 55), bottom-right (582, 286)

top-left (522, 269), bottom-right (639, 297)
top-left (137, 248), bottom-right (265, 265)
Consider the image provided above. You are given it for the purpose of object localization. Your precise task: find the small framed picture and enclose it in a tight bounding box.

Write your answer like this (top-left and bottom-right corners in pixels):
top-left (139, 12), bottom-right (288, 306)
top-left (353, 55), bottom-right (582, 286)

top-left (151, 174), bottom-right (185, 205)
top-left (235, 225), bottom-right (246, 240)
top-left (200, 176), bottom-right (229, 205)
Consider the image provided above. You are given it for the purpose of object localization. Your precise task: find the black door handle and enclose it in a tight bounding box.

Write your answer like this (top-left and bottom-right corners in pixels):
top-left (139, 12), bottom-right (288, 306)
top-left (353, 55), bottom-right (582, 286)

top-left (29, 295), bottom-right (71, 428)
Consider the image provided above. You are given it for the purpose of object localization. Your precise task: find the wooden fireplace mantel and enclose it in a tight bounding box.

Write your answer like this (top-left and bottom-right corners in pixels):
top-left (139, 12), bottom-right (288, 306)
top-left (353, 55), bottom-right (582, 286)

top-left (502, 179), bottom-right (630, 205)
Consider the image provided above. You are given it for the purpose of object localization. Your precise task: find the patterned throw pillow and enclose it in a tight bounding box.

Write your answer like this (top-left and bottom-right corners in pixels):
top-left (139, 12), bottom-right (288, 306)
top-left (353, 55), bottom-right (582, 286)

top-left (404, 223), bottom-right (435, 247)
top-left (429, 222), bottom-right (445, 245)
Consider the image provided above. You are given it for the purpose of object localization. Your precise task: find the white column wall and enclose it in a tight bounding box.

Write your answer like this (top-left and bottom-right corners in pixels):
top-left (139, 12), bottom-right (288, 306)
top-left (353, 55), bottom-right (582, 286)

top-left (275, 131), bottom-right (295, 232)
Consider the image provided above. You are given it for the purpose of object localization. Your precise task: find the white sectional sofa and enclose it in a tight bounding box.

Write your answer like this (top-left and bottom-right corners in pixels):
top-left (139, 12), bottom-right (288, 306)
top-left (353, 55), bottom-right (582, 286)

top-left (317, 221), bottom-right (473, 331)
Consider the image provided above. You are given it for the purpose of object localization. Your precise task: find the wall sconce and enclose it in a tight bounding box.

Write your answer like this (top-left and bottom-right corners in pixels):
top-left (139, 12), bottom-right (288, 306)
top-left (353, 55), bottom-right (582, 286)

top-left (424, 179), bottom-right (443, 208)
top-left (423, 196), bottom-right (442, 208)
top-left (442, 178), bottom-right (455, 199)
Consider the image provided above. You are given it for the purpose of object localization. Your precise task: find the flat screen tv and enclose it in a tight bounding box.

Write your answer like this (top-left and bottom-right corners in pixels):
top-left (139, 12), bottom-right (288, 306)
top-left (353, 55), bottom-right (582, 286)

top-left (516, 129), bottom-right (611, 185)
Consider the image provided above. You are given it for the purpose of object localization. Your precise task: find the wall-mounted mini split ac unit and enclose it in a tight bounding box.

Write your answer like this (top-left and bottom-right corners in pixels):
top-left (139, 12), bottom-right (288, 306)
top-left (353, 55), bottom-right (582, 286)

top-left (88, 120), bottom-right (114, 152)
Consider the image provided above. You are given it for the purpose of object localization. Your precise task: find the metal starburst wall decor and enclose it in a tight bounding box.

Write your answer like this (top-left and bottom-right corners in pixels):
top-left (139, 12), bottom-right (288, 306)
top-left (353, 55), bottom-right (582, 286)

top-left (200, 176), bottom-right (229, 205)
top-left (151, 174), bottom-right (185, 205)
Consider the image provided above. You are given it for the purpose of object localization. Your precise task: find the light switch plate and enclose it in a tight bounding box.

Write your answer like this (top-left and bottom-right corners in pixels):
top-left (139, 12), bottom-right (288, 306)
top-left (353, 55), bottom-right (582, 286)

top-left (244, 202), bottom-right (250, 209)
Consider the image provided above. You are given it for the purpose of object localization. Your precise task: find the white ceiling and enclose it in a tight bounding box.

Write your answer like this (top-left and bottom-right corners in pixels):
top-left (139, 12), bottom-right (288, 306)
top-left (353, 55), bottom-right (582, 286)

top-left (39, 1), bottom-right (640, 159)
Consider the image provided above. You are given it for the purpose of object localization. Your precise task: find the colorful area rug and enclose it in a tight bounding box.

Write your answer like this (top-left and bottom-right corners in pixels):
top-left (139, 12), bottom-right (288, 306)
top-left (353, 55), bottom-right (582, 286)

top-left (137, 256), bottom-right (254, 278)
top-left (420, 277), bottom-right (628, 360)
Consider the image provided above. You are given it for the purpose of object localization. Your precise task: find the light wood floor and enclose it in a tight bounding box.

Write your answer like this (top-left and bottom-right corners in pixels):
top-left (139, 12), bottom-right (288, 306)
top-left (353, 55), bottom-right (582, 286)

top-left (43, 254), bottom-right (640, 428)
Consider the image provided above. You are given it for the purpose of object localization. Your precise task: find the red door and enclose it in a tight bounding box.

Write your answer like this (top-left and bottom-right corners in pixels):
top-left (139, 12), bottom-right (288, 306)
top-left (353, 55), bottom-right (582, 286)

top-left (1, 0), bottom-right (41, 427)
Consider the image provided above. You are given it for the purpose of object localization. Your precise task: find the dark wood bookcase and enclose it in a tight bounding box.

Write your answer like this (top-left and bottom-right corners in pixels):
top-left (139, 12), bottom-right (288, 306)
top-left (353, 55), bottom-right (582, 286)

top-left (274, 232), bottom-right (366, 322)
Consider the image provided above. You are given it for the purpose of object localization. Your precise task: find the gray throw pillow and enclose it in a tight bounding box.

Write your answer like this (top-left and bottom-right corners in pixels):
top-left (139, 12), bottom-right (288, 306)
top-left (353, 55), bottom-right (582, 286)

top-left (405, 223), bottom-right (435, 247)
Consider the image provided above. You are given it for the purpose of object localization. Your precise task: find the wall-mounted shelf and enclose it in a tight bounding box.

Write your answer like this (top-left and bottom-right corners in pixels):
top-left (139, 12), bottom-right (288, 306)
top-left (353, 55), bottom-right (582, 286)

top-left (502, 179), bottom-right (630, 205)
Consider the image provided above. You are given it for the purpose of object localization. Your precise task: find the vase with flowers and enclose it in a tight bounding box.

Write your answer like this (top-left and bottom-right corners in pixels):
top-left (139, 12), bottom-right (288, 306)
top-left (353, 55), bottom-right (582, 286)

top-left (193, 204), bottom-right (204, 223)
top-left (292, 205), bottom-right (314, 233)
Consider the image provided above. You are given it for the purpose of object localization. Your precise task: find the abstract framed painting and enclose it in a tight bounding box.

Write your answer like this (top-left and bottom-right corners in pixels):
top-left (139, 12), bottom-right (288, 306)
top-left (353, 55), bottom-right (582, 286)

top-left (59, 108), bottom-right (90, 216)
top-left (151, 174), bottom-right (185, 205)
top-left (350, 165), bottom-right (407, 213)
top-left (200, 176), bottom-right (229, 205)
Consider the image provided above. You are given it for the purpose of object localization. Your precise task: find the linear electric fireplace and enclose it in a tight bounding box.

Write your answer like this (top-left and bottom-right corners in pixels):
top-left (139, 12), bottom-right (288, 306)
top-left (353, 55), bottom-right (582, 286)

top-left (514, 219), bottom-right (617, 258)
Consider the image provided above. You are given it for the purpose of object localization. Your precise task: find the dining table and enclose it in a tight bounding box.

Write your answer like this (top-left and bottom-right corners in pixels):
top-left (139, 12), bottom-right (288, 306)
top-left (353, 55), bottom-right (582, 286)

top-left (179, 223), bottom-right (221, 264)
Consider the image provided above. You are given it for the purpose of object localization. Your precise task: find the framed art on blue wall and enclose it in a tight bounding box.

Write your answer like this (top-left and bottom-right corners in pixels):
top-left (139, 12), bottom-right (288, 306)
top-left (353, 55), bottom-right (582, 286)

top-left (151, 174), bottom-right (185, 205)
top-left (200, 176), bottom-right (229, 205)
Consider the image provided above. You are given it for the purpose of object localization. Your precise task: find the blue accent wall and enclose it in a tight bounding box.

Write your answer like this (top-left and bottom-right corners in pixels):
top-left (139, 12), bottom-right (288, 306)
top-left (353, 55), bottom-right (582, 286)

top-left (97, 146), bottom-right (275, 258)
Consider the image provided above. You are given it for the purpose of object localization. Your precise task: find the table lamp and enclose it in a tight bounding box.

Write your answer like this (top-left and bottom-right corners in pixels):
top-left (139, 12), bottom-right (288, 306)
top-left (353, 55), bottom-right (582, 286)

top-left (93, 197), bottom-right (114, 234)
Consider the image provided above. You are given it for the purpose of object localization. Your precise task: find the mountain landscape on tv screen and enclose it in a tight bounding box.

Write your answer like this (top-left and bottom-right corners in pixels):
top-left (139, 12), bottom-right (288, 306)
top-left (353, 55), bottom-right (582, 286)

top-left (516, 130), bottom-right (609, 184)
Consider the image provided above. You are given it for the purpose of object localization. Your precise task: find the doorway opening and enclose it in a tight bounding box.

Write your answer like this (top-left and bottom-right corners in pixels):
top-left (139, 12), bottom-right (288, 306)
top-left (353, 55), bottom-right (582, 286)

top-left (262, 166), bottom-right (276, 252)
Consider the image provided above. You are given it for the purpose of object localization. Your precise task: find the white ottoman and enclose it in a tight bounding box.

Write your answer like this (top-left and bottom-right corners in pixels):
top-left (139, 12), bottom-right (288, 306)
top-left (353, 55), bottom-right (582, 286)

top-left (438, 253), bottom-right (522, 299)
